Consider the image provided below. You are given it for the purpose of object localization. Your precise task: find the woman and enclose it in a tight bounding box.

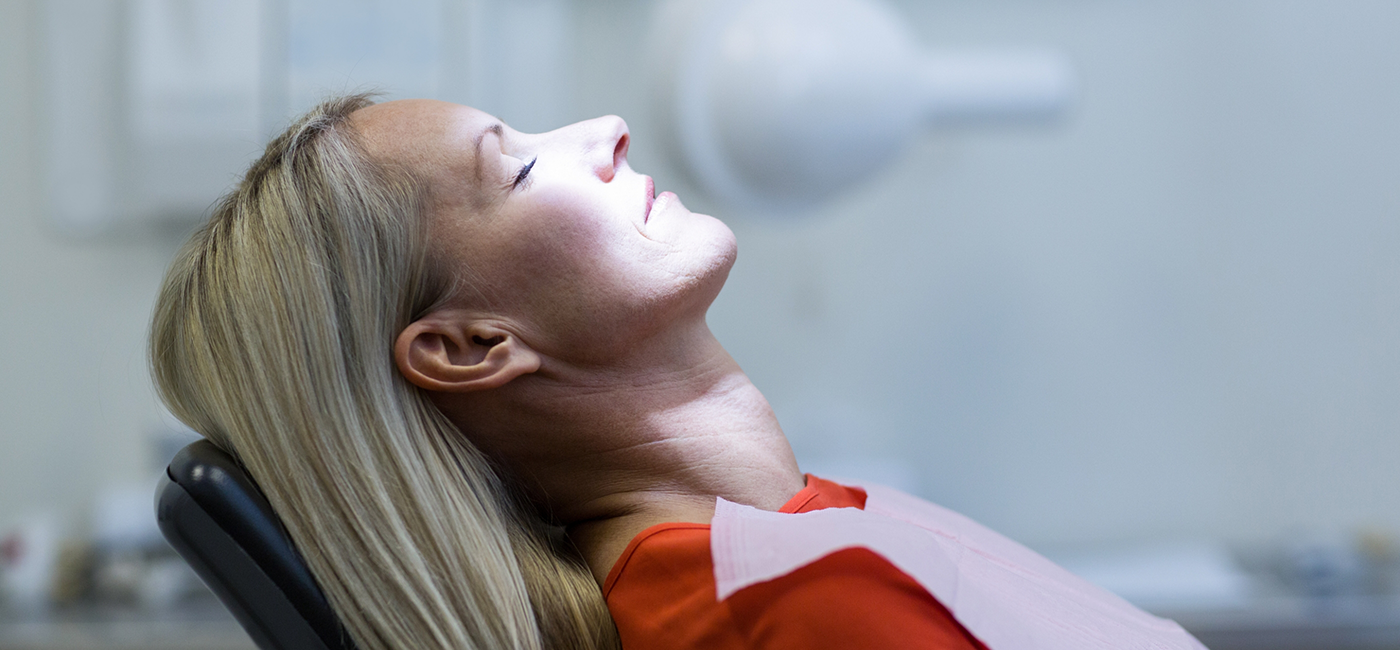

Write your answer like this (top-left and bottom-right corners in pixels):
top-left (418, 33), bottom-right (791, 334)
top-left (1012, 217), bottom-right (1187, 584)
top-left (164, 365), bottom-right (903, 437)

top-left (151, 95), bottom-right (1202, 650)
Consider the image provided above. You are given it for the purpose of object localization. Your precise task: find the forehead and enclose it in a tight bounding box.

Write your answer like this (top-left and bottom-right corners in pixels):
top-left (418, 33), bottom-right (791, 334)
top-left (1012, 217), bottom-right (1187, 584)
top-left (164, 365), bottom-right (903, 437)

top-left (349, 99), bottom-right (503, 208)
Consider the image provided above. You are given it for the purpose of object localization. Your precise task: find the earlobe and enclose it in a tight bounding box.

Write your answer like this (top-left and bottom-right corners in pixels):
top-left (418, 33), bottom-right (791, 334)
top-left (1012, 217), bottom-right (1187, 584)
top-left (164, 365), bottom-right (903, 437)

top-left (394, 315), bottom-right (541, 393)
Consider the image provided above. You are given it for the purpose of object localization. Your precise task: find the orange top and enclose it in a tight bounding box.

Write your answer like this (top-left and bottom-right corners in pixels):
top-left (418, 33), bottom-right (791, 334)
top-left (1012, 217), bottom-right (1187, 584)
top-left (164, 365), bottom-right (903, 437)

top-left (603, 475), bottom-right (990, 650)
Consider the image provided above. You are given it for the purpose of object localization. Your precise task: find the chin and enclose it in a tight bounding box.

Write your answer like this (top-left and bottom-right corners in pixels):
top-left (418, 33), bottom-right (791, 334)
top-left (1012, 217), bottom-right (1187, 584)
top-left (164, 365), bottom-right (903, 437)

top-left (687, 222), bottom-right (739, 312)
top-left (697, 215), bottom-right (739, 283)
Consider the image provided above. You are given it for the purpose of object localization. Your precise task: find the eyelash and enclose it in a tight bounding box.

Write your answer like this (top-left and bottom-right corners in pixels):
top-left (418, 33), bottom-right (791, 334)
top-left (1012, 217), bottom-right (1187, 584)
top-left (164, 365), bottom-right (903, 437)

top-left (513, 157), bottom-right (537, 189)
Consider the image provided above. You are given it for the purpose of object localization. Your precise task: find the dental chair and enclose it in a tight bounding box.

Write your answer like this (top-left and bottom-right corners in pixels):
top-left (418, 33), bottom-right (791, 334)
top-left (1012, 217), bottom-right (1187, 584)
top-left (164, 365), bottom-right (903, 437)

top-left (155, 440), bottom-right (357, 650)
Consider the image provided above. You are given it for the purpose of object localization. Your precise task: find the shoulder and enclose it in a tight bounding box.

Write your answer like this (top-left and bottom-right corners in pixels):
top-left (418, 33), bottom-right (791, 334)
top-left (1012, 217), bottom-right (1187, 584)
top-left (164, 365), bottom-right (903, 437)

top-left (605, 524), bottom-right (737, 649)
top-left (726, 546), bottom-right (987, 650)
top-left (606, 524), bottom-right (985, 650)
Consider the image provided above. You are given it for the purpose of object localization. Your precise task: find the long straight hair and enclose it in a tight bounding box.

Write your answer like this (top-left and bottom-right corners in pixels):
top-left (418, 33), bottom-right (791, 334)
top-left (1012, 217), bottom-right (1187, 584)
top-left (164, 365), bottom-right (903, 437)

top-left (150, 94), bottom-right (620, 650)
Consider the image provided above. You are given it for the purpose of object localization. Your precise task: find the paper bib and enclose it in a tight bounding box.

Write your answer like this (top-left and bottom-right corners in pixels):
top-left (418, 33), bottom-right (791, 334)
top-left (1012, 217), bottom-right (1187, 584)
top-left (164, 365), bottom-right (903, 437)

top-left (710, 482), bottom-right (1207, 650)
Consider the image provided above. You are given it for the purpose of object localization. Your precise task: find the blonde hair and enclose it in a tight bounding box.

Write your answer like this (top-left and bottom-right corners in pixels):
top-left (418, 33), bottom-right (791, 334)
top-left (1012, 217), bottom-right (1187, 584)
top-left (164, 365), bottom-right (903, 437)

top-left (150, 94), bottom-right (620, 650)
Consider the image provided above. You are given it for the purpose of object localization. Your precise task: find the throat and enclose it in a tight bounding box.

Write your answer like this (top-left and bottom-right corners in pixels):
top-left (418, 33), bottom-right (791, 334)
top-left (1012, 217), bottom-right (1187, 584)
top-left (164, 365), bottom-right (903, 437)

top-left (453, 333), bottom-right (807, 586)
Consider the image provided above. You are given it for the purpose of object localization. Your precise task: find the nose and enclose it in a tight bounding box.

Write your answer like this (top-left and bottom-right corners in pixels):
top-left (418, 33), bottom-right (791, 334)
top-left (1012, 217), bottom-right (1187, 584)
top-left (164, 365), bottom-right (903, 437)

top-left (580, 115), bottom-right (629, 182)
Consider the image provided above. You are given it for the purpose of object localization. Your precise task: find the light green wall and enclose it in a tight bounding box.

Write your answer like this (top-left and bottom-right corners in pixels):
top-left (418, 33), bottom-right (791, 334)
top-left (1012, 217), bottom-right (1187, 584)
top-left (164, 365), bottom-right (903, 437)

top-left (0, 1), bottom-right (182, 531)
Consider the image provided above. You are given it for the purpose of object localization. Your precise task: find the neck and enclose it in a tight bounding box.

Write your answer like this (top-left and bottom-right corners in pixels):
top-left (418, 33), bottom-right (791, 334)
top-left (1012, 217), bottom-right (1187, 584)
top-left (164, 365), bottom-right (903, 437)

top-left (444, 322), bottom-right (805, 583)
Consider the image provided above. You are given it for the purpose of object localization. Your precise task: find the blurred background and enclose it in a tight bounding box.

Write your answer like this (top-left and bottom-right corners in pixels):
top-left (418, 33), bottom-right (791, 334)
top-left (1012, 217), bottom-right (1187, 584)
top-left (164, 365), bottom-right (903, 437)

top-left (1, 0), bottom-right (1399, 648)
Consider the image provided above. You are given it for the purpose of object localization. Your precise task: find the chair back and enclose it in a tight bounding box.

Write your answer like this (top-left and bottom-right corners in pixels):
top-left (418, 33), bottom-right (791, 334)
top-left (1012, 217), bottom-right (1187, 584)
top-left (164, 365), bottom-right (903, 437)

top-left (156, 439), bottom-right (356, 650)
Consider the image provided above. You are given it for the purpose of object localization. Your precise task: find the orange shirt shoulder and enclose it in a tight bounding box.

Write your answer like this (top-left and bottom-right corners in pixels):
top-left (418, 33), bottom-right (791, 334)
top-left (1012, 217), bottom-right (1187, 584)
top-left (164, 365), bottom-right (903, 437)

top-left (602, 475), bottom-right (989, 650)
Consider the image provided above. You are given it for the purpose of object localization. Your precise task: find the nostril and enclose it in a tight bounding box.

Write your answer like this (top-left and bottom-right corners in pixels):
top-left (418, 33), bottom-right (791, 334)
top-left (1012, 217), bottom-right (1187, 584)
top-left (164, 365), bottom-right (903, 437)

top-left (613, 132), bottom-right (630, 173)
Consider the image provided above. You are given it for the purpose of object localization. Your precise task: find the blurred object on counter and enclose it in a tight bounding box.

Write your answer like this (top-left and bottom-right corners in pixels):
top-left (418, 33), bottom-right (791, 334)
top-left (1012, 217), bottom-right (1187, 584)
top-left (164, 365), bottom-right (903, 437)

top-left (49, 540), bottom-right (95, 607)
top-left (90, 482), bottom-right (206, 611)
top-left (0, 514), bottom-right (61, 613)
top-left (1051, 539), bottom-right (1253, 611)
top-left (1050, 529), bottom-right (1400, 650)
top-left (1267, 529), bottom-right (1397, 600)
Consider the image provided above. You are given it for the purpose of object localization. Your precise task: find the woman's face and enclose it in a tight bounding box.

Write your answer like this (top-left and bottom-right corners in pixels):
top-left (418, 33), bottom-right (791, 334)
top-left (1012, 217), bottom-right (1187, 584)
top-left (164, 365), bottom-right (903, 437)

top-left (353, 100), bottom-right (737, 361)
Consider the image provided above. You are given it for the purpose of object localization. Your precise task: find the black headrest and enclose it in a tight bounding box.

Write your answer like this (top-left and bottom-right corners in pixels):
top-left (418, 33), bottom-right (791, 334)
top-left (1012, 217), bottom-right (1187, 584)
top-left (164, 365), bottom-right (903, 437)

top-left (157, 440), bottom-right (357, 650)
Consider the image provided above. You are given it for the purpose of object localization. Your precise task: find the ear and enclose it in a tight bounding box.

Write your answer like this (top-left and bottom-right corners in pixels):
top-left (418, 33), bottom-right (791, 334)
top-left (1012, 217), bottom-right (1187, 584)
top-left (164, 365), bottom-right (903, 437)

top-left (394, 311), bottom-right (541, 393)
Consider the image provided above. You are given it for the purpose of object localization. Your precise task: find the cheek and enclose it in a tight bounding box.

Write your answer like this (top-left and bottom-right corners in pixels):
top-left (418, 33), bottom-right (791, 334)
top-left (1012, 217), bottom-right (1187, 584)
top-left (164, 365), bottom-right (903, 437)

top-left (482, 197), bottom-right (649, 321)
top-left (511, 193), bottom-right (637, 280)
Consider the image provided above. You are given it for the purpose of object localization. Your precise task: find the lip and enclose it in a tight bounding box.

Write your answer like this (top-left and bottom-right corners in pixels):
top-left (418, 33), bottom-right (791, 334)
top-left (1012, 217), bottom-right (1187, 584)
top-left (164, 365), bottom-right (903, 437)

top-left (643, 176), bottom-right (656, 224)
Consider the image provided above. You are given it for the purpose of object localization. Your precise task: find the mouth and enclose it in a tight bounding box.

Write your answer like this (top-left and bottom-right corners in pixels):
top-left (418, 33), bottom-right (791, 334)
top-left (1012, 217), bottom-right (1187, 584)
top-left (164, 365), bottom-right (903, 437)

top-left (643, 176), bottom-right (656, 223)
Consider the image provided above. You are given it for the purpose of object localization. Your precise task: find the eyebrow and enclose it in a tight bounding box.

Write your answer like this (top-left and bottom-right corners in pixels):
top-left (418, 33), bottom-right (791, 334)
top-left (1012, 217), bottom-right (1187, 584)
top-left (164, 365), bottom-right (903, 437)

top-left (473, 123), bottom-right (505, 182)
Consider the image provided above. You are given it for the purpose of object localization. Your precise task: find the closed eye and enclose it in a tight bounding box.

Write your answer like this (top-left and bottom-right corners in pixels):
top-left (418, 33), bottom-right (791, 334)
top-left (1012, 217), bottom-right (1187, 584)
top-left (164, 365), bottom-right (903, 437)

top-left (513, 157), bottom-right (537, 190)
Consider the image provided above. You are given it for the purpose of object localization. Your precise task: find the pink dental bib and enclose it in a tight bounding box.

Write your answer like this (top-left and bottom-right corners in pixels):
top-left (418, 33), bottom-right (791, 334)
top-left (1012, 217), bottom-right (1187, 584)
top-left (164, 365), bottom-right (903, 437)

top-left (711, 482), bottom-right (1207, 650)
